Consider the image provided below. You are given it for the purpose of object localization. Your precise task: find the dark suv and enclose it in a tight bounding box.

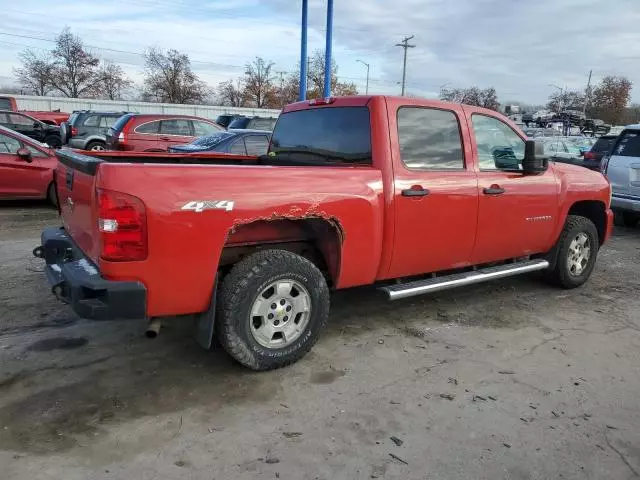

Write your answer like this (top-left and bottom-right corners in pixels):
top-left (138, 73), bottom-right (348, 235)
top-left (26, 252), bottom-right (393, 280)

top-left (61, 111), bottom-right (128, 151)
top-left (227, 116), bottom-right (278, 131)
top-left (0, 111), bottom-right (61, 147)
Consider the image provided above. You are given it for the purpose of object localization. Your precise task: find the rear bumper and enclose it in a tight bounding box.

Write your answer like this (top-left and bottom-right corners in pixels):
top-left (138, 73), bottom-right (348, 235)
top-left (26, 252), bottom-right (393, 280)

top-left (612, 193), bottom-right (640, 213)
top-left (36, 227), bottom-right (146, 320)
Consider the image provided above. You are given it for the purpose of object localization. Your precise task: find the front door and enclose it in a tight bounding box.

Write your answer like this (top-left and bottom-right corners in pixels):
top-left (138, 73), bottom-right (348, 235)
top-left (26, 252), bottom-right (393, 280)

top-left (0, 132), bottom-right (50, 198)
top-left (466, 111), bottom-right (559, 264)
top-left (386, 104), bottom-right (479, 279)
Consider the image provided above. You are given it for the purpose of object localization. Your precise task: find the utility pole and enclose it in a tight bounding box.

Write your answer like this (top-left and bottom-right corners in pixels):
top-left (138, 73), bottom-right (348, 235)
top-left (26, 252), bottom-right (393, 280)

top-left (299, 0), bottom-right (308, 101)
top-left (395, 35), bottom-right (415, 96)
top-left (356, 60), bottom-right (370, 94)
top-left (583, 69), bottom-right (592, 116)
top-left (323, 0), bottom-right (334, 98)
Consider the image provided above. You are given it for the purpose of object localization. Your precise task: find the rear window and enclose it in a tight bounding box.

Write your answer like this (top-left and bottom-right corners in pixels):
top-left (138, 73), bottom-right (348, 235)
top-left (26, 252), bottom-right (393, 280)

top-left (591, 137), bottom-right (616, 153)
top-left (192, 132), bottom-right (234, 147)
top-left (0, 98), bottom-right (13, 110)
top-left (612, 131), bottom-right (640, 157)
top-left (111, 114), bottom-right (133, 133)
top-left (270, 107), bottom-right (372, 165)
top-left (228, 118), bottom-right (249, 129)
top-left (68, 112), bottom-right (80, 125)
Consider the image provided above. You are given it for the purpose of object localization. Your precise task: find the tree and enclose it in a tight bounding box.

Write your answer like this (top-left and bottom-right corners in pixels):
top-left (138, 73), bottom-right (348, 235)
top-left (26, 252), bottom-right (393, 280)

top-left (589, 76), bottom-right (632, 125)
top-left (243, 57), bottom-right (276, 108)
top-left (49, 28), bottom-right (102, 98)
top-left (99, 61), bottom-right (132, 100)
top-left (439, 86), bottom-right (500, 110)
top-left (217, 79), bottom-right (246, 107)
top-left (143, 48), bottom-right (208, 104)
top-left (13, 50), bottom-right (54, 96)
top-left (546, 89), bottom-right (584, 113)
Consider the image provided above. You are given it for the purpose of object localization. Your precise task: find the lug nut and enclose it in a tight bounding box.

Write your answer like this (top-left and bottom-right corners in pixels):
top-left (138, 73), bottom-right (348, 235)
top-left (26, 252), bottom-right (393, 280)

top-left (271, 303), bottom-right (277, 309)
top-left (268, 313), bottom-right (274, 319)
top-left (286, 306), bottom-right (292, 312)
top-left (283, 316), bottom-right (289, 322)
top-left (280, 299), bottom-right (286, 306)
top-left (274, 320), bottom-right (280, 326)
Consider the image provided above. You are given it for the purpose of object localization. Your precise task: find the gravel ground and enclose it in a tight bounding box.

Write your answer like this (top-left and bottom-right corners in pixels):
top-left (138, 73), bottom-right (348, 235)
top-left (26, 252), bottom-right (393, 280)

top-left (1, 202), bottom-right (639, 480)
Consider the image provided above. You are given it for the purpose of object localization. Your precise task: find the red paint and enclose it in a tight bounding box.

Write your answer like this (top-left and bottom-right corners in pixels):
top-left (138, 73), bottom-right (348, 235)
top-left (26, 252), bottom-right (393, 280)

top-left (0, 127), bottom-right (56, 200)
top-left (107, 114), bottom-right (223, 152)
top-left (0, 95), bottom-right (69, 125)
top-left (56, 96), bottom-right (613, 318)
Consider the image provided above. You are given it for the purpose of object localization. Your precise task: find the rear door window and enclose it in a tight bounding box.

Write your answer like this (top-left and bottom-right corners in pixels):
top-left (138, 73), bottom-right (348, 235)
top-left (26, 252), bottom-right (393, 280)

top-left (612, 131), bottom-right (640, 157)
top-left (135, 120), bottom-right (160, 134)
top-left (244, 135), bottom-right (270, 155)
top-left (270, 106), bottom-right (371, 164)
top-left (160, 119), bottom-right (192, 136)
top-left (102, 116), bottom-right (120, 128)
top-left (83, 115), bottom-right (100, 127)
top-left (229, 139), bottom-right (248, 155)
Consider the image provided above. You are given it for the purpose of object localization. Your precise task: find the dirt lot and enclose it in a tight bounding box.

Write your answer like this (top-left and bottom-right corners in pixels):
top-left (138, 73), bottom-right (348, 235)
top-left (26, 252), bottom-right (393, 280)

top-left (1, 203), bottom-right (639, 480)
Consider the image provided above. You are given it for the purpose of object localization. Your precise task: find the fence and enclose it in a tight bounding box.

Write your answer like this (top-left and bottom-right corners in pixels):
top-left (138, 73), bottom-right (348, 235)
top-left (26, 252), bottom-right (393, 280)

top-left (13, 95), bottom-right (281, 120)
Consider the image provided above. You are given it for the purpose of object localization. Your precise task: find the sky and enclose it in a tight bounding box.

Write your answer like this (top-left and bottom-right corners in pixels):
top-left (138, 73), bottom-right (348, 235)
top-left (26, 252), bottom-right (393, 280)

top-left (0, 0), bottom-right (639, 105)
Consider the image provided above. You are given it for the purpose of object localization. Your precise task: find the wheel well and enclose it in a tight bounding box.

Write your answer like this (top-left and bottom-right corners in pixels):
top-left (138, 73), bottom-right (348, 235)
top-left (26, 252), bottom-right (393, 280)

top-left (219, 218), bottom-right (342, 287)
top-left (568, 200), bottom-right (606, 245)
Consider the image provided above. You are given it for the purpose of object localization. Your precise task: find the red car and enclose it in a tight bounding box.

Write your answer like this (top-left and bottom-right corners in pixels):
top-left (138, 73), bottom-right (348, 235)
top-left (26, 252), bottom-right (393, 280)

top-left (106, 114), bottom-right (224, 152)
top-left (0, 125), bottom-right (57, 204)
top-left (40, 96), bottom-right (613, 370)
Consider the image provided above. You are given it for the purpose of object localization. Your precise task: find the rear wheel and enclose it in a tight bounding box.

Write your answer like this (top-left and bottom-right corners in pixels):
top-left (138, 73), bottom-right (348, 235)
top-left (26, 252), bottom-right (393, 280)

top-left (86, 140), bottom-right (106, 152)
top-left (47, 183), bottom-right (58, 207)
top-left (545, 215), bottom-right (598, 288)
top-left (622, 212), bottom-right (639, 228)
top-left (217, 249), bottom-right (330, 370)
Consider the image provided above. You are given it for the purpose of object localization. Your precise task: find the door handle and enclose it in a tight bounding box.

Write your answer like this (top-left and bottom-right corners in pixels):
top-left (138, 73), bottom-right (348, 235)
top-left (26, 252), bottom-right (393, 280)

top-left (402, 186), bottom-right (430, 197)
top-left (483, 186), bottom-right (505, 195)
top-left (160, 136), bottom-right (170, 141)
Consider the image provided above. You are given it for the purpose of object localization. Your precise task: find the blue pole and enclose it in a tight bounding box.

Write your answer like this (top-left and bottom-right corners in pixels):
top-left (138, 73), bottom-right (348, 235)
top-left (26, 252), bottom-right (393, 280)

top-left (299, 0), bottom-right (308, 101)
top-left (323, 0), bottom-right (333, 98)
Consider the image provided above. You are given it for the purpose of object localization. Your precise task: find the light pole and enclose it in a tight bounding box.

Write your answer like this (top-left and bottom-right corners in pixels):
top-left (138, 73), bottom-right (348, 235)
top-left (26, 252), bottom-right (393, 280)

top-left (356, 60), bottom-right (370, 95)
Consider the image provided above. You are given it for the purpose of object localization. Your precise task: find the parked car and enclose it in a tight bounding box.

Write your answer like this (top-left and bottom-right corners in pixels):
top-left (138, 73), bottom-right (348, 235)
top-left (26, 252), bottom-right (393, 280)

top-left (227, 116), bottom-right (278, 131)
top-left (602, 125), bottom-right (640, 227)
top-left (105, 114), bottom-right (224, 152)
top-left (60, 111), bottom-right (128, 151)
top-left (0, 125), bottom-right (57, 204)
top-left (0, 111), bottom-right (62, 148)
top-left (39, 95), bottom-right (613, 371)
top-left (168, 129), bottom-right (271, 155)
top-left (0, 95), bottom-right (69, 125)
top-left (583, 134), bottom-right (618, 168)
top-left (215, 114), bottom-right (241, 129)
top-left (535, 137), bottom-right (584, 166)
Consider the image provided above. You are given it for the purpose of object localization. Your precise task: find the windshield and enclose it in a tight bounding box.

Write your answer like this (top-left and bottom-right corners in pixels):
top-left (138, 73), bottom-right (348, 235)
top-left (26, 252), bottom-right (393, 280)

top-left (270, 106), bottom-right (372, 164)
top-left (191, 132), bottom-right (234, 147)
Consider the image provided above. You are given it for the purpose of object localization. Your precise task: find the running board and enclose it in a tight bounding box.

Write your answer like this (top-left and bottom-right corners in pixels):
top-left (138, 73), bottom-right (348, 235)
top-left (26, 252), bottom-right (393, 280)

top-left (380, 259), bottom-right (549, 301)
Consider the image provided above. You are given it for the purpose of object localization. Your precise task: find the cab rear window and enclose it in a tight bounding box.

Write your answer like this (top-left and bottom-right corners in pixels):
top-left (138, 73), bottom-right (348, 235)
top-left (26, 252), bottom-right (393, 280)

top-left (612, 131), bottom-right (640, 157)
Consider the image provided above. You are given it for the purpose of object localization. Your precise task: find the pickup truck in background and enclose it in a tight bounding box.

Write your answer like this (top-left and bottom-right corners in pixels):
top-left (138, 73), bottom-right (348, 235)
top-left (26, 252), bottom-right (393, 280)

top-left (36, 96), bottom-right (613, 370)
top-left (0, 95), bottom-right (70, 126)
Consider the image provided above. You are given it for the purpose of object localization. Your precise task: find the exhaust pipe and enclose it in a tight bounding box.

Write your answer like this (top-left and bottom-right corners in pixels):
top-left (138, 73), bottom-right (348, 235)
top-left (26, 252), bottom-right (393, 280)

top-left (145, 318), bottom-right (162, 338)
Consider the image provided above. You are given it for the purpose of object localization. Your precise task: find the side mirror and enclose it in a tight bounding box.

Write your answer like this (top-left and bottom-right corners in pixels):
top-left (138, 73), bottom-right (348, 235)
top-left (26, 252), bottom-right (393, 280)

top-left (16, 147), bottom-right (32, 163)
top-left (522, 140), bottom-right (548, 174)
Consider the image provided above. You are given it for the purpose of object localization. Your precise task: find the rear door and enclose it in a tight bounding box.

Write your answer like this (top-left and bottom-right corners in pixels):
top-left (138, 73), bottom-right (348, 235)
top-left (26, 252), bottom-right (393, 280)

top-left (158, 119), bottom-right (194, 150)
top-left (387, 102), bottom-right (479, 278)
top-left (0, 131), bottom-right (51, 198)
top-left (129, 118), bottom-right (161, 151)
top-left (608, 130), bottom-right (640, 200)
top-left (244, 134), bottom-right (270, 156)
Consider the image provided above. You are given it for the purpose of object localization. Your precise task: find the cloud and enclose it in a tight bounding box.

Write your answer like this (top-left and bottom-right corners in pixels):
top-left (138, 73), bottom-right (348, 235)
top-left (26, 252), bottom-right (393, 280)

top-left (1, 0), bottom-right (638, 104)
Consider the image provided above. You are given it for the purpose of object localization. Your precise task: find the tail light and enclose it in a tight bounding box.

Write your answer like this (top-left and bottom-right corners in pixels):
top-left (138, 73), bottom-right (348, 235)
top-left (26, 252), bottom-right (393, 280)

top-left (583, 151), bottom-right (595, 160)
top-left (98, 189), bottom-right (147, 261)
top-left (70, 127), bottom-right (78, 137)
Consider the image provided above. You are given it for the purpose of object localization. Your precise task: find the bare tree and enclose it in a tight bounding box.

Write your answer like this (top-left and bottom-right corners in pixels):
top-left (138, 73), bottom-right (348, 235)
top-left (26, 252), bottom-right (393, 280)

top-left (590, 76), bottom-right (632, 124)
top-left (440, 86), bottom-right (500, 110)
top-left (546, 90), bottom-right (584, 113)
top-left (99, 61), bottom-right (132, 100)
top-left (217, 79), bottom-right (246, 107)
top-left (14, 50), bottom-right (54, 96)
top-left (48, 28), bottom-right (102, 98)
top-left (143, 48), bottom-right (208, 104)
top-left (243, 57), bottom-right (275, 108)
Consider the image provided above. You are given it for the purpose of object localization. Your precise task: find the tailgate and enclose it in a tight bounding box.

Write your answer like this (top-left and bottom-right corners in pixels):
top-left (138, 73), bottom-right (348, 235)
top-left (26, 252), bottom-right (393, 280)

top-left (55, 149), bottom-right (103, 263)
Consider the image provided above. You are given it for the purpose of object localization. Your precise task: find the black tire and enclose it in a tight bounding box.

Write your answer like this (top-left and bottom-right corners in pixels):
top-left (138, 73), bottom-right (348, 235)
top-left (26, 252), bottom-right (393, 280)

top-left (217, 249), bottom-right (330, 370)
top-left (545, 215), bottom-right (599, 289)
top-left (622, 212), bottom-right (639, 228)
top-left (85, 140), bottom-right (106, 152)
top-left (44, 135), bottom-right (61, 149)
top-left (47, 183), bottom-right (58, 207)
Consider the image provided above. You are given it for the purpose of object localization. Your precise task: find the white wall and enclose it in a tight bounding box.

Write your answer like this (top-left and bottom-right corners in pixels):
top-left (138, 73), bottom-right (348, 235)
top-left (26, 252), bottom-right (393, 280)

top-left (14, 95), bottom-right (281, 120)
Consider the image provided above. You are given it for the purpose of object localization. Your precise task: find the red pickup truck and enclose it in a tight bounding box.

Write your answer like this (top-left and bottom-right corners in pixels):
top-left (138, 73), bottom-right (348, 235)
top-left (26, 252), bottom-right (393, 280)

top-left (36, 96), bottom-right (613, 370)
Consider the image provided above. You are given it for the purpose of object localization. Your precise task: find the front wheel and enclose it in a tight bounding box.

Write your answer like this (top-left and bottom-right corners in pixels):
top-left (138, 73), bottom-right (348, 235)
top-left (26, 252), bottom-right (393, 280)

top-left (545, 215), bottom-right (599, 288)
top-left (218, 250), bottom-right (330, 370)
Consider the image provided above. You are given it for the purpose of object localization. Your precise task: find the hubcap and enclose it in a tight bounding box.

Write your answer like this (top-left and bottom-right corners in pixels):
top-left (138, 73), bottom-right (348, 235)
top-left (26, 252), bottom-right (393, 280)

top-left (567, 232), bottom-right (591, 276)
top-left (249, 280), bottom-right (311, 348)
